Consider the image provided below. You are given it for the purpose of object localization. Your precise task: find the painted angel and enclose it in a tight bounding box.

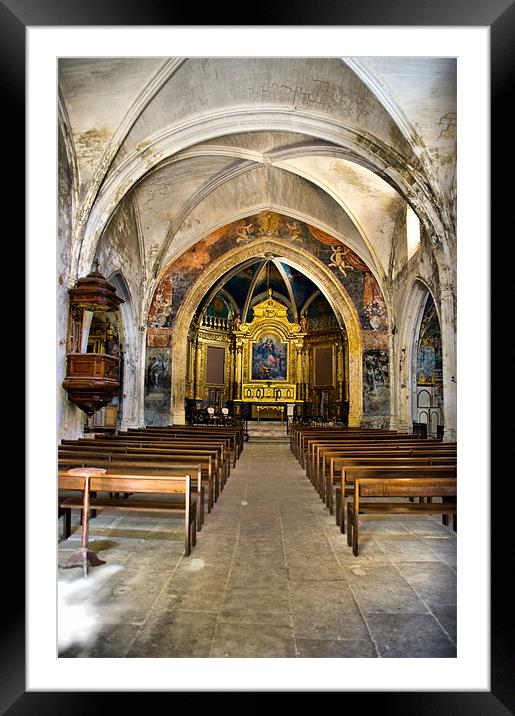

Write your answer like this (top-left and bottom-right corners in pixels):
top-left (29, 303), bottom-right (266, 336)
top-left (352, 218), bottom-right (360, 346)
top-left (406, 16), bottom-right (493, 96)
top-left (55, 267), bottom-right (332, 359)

top-left (236, 222), bottom-right (255, 243)
top-left (328, 245), bottom-right (349, 276)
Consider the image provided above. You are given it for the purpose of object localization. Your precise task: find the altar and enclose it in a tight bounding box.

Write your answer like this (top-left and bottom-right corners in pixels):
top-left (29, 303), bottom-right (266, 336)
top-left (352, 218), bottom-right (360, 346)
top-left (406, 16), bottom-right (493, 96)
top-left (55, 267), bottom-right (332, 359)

top-left (232, 289), bottom-right (306, 419)
top-left (255, 404), bottom-right (285, 422)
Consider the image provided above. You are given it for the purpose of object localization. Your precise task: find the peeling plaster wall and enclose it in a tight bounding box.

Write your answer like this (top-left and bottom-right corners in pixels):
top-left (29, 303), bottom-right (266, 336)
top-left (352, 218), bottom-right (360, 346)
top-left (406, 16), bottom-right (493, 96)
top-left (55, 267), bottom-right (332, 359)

top-left (358, 58), bottom-right (457, 201)
top-left (112, 58), bottom-right (414, 171)
top-left (57, 127), bottom-right (84, 439)
top-left (58, 58), bottom-right (162, 192)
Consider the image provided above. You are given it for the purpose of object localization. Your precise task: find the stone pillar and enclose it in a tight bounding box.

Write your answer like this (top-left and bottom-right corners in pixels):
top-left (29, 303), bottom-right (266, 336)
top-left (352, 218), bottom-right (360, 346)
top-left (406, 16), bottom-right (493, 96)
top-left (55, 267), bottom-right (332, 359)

top-left (396, 345), bottom-right (410, 433)
top-left (440, 282), bottom-right (457, 441)
top-left (388, 326), bottom-right (398, 432)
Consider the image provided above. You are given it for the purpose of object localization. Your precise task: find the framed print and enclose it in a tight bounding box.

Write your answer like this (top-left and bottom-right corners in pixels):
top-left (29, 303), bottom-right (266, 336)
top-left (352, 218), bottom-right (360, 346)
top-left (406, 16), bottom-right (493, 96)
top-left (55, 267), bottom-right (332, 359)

top-left (17, 2), bottom-right (505, 712)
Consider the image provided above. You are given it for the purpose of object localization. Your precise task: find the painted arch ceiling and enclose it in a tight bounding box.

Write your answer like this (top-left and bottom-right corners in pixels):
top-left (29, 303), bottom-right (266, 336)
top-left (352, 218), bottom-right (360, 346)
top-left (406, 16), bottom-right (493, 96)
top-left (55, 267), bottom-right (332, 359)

top-left (59, 57), bottom-right (456, 296)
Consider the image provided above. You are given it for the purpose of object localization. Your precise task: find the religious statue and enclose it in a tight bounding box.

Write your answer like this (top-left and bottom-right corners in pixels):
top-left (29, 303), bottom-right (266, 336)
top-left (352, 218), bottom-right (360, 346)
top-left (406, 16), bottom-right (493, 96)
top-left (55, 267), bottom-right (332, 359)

top-left (299, 313), bottom-right (308, 332)
top-left (232, 313), bottom-right (242, 331)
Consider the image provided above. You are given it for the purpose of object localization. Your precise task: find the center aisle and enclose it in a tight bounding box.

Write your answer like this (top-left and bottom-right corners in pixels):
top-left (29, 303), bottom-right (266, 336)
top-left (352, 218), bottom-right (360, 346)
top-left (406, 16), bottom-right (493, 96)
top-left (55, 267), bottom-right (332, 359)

top-left (123, 439), bottom-right (456, 658)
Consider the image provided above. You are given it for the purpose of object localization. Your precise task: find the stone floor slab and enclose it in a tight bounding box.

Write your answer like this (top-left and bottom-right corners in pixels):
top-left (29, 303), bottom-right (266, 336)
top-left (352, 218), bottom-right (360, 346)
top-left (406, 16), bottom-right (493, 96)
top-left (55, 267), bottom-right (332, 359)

top-left (365, 613), bottom-right (456, 657)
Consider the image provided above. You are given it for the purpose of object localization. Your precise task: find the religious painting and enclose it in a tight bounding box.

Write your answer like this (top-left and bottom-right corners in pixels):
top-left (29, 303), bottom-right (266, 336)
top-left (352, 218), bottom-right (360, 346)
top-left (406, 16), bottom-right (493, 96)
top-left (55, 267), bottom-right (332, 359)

top-left (251, 334), bottom-right (287, 380)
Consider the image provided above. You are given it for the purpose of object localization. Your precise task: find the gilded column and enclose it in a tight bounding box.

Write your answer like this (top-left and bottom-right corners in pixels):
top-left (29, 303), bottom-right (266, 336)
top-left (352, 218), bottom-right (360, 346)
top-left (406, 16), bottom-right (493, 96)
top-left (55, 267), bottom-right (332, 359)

top-left (234, 340), bottom-right (243, 400)
top-left (194, 339), bottom-right (203, 401)
top-left (296, 339), bottom-right (303, 401)
top-left (336, 341), bottom-right (344, 402)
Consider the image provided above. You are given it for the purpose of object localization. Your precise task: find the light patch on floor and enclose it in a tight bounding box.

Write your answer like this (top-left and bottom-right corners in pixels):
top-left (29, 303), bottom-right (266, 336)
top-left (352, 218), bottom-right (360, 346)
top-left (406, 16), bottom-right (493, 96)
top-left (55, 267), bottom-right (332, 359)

top-left (58, 564), bottom-right (123, 652)
top-left (184, 558), bottom-right (206, 571)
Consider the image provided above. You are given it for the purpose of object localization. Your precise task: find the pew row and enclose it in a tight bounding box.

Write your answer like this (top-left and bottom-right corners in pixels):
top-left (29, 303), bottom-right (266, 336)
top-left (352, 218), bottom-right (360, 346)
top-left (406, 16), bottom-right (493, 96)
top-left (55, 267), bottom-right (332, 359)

top-left (347, 475), bottom-right (457, 556)
top-left (338, 465), bottom-right (457, 534)
top-left (58, 470), bottom-right (197, 557)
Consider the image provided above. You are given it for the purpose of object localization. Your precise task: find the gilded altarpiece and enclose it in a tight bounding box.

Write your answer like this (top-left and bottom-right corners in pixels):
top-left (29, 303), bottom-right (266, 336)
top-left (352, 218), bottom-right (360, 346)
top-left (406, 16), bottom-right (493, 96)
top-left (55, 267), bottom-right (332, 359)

top-left (234, 290), bottom-right (305, 406)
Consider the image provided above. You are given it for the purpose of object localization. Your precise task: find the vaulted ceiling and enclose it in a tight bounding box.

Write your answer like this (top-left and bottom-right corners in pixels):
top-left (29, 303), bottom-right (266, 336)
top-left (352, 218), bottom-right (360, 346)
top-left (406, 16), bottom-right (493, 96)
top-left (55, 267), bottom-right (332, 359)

top-left (58, 57), bottom-right (456, 297)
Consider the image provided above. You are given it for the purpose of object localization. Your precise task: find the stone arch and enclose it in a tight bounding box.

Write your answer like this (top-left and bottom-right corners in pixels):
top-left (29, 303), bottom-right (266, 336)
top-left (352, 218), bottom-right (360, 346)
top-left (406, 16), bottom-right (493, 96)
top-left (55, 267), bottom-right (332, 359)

top-left (396, 278), bottom-right (455, 440)
top-left (167, 238), bottom-right (363, 425)
top-left (396, 279), bottom-right (433, 432)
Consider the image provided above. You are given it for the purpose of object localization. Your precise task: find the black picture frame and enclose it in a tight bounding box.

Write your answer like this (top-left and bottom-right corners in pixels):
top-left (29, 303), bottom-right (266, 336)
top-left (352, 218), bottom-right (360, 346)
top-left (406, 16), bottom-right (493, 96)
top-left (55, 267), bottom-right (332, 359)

top-left (12, 2), bottom-right (505, 713)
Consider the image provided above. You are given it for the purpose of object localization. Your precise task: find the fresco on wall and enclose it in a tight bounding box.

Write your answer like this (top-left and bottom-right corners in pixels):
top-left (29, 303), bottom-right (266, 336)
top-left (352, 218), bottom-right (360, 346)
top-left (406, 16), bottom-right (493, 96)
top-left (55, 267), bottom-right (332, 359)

top-left (363, 350), bottom-right (389, 416)
top-left (147, 211), bottom-right (389, 334)
top-left (252, 334), bottom-right (287, 380)
top-left (416, 296), bottom-right (442, 385)
top-left (144, 348), bottom-right (171, 425)
top-left (306, 294), bottom-right (339, 332)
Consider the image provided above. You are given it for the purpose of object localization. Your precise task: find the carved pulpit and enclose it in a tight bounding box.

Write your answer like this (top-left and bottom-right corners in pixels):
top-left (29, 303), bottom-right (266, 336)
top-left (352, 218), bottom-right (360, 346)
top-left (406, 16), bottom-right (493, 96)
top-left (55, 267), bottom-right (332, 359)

top-left (62, 261), bottom-right (124, 416)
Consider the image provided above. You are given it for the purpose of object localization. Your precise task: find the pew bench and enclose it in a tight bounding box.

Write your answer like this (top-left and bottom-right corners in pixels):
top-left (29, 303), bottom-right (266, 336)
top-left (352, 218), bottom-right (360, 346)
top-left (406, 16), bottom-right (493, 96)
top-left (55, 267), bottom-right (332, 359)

top-left (59, 443), bottom-right (219, 505)
top-left (347, 476), bottom-right (457, 556)
top-left (336, 465), bottom-right (457, 533)
top-left (58, 470), bottom-right (197, 557)
top-left (126, 426), bottom-right (242, 467)
top-left (58, 457), bottom-right (205, 531)
top-left (326, 448), bottom-right (457, 512)
top-left (67, 437), bottom-right (229, 488)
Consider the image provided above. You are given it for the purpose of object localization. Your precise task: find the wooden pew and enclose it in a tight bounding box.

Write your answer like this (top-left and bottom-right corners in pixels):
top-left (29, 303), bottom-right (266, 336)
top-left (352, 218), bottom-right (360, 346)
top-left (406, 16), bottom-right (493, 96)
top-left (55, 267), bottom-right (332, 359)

top-left (322, 444), bottom-right (457, 506)
top-left (107, 433), bottom-right (233, 479)
top-left (91, 434), bottom-right (231, 483)
top-left (347, 475), bottom-right (457, 556)
top-left (295, 428), bottom-right (396, 467)
top-left (60, 442), bottom-right (221, 503)
top-left (338, 464), bottom-right (457, 534)
top-left (289, 425), bottom-right (394, 458)
top-left (304, 432), bottom-right (436, 473)
top-left (292, 427), bottom-right (398, 463)
top-left (307, 435), bottom-right (445, 487)
top-left (329, 455), bottom-right (457, 522)
top-left (71, 435), bottom-right (231, 486)
top-left (134, 424), bottom-right (245, 460)
top-left (127, 426), bottom-right (243, 466)
top-left (59, 470), bottom-right (197, 557)
top-left (58, 457), bottom-right (205, 532)
top-left (58, 446), bottom-right (217, 511)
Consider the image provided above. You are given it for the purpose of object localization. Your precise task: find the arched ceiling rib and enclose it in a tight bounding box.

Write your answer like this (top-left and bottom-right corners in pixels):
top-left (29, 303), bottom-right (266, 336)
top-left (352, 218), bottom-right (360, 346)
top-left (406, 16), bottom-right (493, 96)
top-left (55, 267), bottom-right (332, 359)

top-left (58, 56), bottom-right (457, 290)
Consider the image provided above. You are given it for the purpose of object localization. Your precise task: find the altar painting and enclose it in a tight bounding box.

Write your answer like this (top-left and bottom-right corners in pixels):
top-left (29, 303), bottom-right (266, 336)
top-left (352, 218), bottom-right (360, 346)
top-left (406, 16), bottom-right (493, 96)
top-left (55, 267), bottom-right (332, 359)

top-left (251, 334), bottom-right (287, 380)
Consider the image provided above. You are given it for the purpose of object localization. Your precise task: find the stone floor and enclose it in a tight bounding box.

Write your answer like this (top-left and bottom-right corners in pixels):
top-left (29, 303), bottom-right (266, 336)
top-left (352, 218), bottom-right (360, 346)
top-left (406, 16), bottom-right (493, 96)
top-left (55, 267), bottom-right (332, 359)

top-left (57, 428), bottom-right (457, 658)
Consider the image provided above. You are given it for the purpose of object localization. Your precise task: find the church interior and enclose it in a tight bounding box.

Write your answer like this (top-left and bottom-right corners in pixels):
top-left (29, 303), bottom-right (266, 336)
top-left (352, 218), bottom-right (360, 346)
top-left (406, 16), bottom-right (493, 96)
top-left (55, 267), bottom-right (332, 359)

top-left (57, 56), bottom-right (458, 660)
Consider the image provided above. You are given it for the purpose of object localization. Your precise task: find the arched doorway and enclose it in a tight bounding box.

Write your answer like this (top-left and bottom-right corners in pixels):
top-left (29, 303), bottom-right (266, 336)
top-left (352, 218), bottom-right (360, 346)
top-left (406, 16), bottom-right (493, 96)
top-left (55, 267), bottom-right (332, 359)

top-left (166, 237), bottom-right (363, 425)
top-left (414, 293), bottom-right (443, 437)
